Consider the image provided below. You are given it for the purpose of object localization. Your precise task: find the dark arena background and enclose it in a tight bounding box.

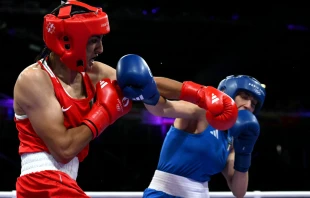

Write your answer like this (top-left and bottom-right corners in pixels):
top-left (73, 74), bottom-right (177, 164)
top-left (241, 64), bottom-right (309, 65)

top-left (0, 1), bottom-right (310, 197)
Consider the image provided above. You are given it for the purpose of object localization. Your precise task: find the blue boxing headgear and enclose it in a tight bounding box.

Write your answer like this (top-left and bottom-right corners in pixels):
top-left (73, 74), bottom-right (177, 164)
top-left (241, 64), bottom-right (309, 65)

top-left (217, 75), bottom-right (266, 115)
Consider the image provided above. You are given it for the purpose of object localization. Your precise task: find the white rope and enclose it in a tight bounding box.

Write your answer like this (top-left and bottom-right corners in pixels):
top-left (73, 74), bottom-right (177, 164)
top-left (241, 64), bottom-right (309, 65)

top-left (1, 191), bottom-right (310, 198)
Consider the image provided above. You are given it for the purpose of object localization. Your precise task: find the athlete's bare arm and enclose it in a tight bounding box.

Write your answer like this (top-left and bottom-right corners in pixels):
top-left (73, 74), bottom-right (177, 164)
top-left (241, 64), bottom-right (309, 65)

top-left (144, 96), bottom-right (204, 120)
top-left (222, 149), bottom-right (248, 198)
top-left (154, 77), bottom-right (183, 100)
top-left (14, 65), bottom-right (93, 164)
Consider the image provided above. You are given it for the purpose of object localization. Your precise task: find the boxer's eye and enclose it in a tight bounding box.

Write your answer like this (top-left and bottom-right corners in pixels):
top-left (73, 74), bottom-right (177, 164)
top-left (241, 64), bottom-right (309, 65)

top-left (91, 38), bottom-right (99, 43)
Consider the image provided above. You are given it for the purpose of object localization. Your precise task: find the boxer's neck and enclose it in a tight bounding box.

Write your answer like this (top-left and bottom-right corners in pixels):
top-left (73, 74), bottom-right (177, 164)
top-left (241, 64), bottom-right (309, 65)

top-left (48, 52), bottom-right (80, 85)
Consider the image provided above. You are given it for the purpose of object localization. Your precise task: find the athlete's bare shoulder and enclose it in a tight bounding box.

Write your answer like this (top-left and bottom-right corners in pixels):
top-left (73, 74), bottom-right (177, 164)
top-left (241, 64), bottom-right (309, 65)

top-left (14, 61), bottom-right (54, 114)
top-left (16, 62), bottom-right (50, 85)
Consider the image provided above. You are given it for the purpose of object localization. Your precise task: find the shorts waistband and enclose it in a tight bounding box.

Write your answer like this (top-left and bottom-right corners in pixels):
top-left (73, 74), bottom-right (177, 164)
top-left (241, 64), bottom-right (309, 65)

top-left (20, 152), bottom-right (79, 180)
top-left (148, 170), bottom-right (209, 198)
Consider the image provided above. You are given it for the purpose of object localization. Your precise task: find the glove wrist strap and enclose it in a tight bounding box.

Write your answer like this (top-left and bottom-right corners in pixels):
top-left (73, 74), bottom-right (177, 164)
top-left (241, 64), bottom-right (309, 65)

top-left (180, 81), bottom-right (203, 104)
top-left (234, 153), bottom-right (251, 173)
top-left (82, 104), bottom-right (110, 139)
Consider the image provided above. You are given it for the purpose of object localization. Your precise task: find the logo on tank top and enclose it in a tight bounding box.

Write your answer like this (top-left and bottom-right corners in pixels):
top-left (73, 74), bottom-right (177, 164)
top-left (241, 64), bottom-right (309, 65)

top-left (210, 129), bottom-right (218, 139)
top-left (61, 105), bottom-right (72, 112)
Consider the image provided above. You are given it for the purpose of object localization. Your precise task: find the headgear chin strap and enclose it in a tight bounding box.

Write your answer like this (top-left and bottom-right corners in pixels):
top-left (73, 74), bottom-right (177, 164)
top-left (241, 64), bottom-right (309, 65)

top-left (217, 75), bottom-right (266, 115)
top-left (43, 0), bottom-right (110, 72)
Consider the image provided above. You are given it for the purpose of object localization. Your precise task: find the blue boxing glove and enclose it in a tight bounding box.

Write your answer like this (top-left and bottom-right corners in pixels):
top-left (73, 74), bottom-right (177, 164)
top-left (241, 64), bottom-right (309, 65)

top-left (116, 54), bottom-right (160, 106)
top-left (229, 110), bottom-right (260, 172)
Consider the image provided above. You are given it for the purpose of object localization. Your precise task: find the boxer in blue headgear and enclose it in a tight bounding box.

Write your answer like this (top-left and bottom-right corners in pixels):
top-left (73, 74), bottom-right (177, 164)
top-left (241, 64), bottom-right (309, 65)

top-left (141, 74), bottom-right (265, 198)
top-left (217, 75), bottom-right (266, 115)
top-left (217, 75), bottom-right (266, 173)
top-left (115, 53), bottom-right (265, 198)
top-left (117, 60), bottom-right (265, 197)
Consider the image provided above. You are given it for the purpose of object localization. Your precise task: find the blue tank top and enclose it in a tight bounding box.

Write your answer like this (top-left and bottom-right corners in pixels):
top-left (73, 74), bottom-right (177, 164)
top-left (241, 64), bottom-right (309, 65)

top-left (157, 125), bottom-right (232, 182)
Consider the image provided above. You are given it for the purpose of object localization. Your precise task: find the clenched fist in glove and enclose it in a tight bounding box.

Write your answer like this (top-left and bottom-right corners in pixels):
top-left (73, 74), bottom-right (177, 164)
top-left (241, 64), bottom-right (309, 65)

top-left (116, 54), bottom-right (160, 106)
top-left (180, 81), bottom-right (238, 130)
top-left (82, 79), bottom-right (132, 139)
top-left (229, 110), bottom-right (260, 172)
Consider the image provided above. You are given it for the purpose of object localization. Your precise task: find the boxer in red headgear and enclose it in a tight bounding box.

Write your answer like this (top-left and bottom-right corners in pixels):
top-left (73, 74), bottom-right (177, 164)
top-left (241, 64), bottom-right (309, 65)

top-left (14, 1), bottom-right (131, 197)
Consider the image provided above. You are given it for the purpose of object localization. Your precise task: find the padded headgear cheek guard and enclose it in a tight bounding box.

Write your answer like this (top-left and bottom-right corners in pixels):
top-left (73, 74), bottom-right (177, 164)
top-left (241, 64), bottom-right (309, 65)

top-left (43, 0), bottom-right (110, 72)
top-left (217, 75), bottom-right (266, 115)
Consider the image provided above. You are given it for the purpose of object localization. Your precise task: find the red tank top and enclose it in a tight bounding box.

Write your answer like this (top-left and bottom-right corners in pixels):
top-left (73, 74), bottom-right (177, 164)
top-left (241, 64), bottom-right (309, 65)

top-left (15, 59), bottom-right (95, 162)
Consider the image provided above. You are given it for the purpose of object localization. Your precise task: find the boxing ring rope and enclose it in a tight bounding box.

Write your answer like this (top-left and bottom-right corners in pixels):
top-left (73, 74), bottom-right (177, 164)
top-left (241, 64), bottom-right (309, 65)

top-left (1, 191), bottom-right (310, 198)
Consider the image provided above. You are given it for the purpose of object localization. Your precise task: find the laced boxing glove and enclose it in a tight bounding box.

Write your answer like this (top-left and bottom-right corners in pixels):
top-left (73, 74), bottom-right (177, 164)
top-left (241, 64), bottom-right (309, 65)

top-left (180, 81), bottom-right (238, 130)
top-left (116, 54), bottom-right (160, 106)
top-left (82, 79), bottom-right (132, 139)
top-left (229, 110), bottom-right (260, 172)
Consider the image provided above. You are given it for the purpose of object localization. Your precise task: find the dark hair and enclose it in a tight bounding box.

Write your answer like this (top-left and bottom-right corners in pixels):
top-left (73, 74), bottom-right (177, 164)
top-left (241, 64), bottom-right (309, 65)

top-left (34, 46), bottom-right (50, 62)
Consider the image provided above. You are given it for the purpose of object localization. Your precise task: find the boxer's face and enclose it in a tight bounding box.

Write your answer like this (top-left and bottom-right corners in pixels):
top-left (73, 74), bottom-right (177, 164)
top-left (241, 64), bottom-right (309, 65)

top-left (234, 91), bottom-right (257, 113)
top-left (86, 35), bottom-right (104, 68)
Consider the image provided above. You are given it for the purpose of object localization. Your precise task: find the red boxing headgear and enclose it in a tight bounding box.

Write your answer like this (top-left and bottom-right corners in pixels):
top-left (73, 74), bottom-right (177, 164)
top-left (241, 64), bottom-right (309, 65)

top-left (43, 0), bottom-right (110, 72)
